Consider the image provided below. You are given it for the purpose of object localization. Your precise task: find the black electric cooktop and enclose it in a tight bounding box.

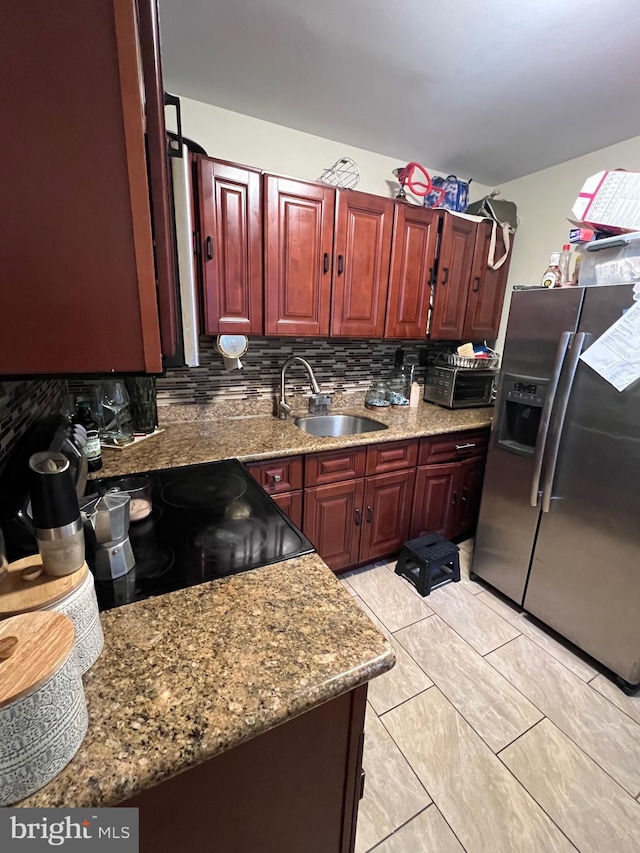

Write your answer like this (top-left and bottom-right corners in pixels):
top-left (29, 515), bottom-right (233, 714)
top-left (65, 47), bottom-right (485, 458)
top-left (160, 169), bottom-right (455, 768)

top-left (90, 458), bottom-right (314, 611)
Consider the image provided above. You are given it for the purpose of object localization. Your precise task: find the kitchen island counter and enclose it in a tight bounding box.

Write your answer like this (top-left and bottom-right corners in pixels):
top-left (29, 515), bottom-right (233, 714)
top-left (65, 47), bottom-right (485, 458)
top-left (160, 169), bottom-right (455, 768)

top-left (96, 401), bottom-right (492, 478)
top-left (18, 553), bottom-right (394, 809)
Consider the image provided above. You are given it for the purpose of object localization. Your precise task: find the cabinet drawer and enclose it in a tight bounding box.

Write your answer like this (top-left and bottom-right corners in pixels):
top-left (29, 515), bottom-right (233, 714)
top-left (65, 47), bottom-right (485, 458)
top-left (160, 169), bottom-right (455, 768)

top-left (366, 439), bottom-right (418, 475)
top-left (418, 429), bottom-right (489, 465)
top-left (305, 448), bottom-right (367, 487)
top-left (246, 456), bottom-right (303, 494)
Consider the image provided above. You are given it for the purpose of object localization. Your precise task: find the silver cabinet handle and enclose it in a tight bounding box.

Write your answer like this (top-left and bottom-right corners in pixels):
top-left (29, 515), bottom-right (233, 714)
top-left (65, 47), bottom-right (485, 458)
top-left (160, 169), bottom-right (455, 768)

top-left (456, 442), bottom-right (476, 450)
top-left (541, 332), bottom-right (587, 513)
top-left (529, 331), bottom-right (572, 508)
top-left (271, 474), bottom-right (282, 483)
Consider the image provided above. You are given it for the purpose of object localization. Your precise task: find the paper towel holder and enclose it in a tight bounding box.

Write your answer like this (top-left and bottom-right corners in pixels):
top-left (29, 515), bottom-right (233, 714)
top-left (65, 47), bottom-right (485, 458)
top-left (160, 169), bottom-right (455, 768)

top-left (216, 335), bottom-right (248, 371)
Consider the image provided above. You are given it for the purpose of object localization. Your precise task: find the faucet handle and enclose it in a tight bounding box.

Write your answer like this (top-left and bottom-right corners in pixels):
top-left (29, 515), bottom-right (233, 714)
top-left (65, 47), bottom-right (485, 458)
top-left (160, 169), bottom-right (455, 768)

top-left (309, 394), bottom-right (332, 416)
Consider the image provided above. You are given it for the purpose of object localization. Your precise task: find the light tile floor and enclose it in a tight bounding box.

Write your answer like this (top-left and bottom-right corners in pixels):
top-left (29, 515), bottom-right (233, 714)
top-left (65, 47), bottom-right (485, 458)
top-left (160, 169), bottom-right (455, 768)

top-left (341, 539), bottom-right (640, 853)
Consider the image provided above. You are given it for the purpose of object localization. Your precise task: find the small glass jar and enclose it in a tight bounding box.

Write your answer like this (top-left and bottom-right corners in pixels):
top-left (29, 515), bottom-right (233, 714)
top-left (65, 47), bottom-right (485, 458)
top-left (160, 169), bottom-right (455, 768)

top-left (365, 380), bottom-right (391, 409)
top-left (388, 376), bottom-right (411, 406)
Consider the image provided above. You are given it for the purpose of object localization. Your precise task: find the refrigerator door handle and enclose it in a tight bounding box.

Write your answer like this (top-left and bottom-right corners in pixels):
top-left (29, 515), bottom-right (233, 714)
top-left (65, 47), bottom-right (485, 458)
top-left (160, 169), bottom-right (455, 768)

top-left (529, 331), bottom-right (572, 507)
top-left (541, 332), bottom-right (588, 513)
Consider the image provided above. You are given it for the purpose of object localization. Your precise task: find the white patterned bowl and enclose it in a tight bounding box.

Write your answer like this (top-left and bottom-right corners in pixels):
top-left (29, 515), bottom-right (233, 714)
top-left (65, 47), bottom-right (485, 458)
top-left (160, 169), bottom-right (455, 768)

top-left (0, 612), bottom-right (88, 806)
top-left (44, 569), bottom-right (104, 674)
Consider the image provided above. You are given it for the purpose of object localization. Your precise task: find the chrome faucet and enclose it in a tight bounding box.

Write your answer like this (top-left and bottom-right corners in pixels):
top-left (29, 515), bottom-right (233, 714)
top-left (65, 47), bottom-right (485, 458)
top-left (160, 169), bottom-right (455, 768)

top-left (278, 356), bottom-right (330, 419)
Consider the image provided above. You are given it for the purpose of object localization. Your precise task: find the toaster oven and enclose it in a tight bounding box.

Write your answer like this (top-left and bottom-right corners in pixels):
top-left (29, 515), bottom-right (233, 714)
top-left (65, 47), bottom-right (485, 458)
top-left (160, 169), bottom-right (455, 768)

top-left (423, 365), bottom-right (497, 409)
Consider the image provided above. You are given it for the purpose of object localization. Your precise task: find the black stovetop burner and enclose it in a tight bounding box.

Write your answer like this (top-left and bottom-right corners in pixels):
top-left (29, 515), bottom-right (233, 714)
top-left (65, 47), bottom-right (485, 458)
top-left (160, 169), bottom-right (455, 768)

top-left (90, 458), bottom-right (314, 610)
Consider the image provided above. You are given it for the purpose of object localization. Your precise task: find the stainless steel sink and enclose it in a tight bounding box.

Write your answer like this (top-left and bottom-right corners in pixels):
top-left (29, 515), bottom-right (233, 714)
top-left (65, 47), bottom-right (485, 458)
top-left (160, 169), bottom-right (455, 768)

top-left (293, 414), bottom-right (388, 437)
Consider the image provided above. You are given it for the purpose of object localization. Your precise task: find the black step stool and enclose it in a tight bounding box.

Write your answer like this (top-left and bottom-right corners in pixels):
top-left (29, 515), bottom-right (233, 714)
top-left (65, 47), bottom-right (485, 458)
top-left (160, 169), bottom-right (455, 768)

top-left (395, 533), bottom-right (460, 597)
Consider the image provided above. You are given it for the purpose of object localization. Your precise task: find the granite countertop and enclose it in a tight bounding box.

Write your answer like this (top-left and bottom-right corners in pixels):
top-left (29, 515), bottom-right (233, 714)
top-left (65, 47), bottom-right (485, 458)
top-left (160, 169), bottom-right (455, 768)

top-left (19, 553), bottom-right (394, 808)
top-left (96, 401), bottom-right (492, 478)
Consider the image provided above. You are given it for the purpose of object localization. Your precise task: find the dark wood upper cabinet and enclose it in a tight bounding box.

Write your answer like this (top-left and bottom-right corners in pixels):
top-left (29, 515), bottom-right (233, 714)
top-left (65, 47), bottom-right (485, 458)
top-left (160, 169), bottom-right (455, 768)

top-left (385, 206), bottom-right (440, 340)
top-left (430, 214), bottom-right (477, 340)
top-left (198, 158), bottom-right (263, 335)
top-left (137, 0), bottom-right (178, 358)
top-left (1, 0), bottom-right (172, 375)
top-left (463, 221), bottom-right (512, 342)
top-left (264, 176), bottom-right (335, 337)
top-left (330, 190), bottom-right (394, 338)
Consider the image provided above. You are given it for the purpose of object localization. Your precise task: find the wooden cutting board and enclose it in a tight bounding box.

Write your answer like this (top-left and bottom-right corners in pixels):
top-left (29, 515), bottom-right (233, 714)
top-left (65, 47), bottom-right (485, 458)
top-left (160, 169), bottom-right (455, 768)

top-left (0, 610), bottom-right (75, 708)
top-left (0, 555), bottom-right (88, 618)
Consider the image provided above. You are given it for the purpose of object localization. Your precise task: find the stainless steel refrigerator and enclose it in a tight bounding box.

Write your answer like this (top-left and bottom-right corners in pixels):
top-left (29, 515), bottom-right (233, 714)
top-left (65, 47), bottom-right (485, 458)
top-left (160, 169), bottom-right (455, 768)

top-left (473, 284), bottom-right (640, 689)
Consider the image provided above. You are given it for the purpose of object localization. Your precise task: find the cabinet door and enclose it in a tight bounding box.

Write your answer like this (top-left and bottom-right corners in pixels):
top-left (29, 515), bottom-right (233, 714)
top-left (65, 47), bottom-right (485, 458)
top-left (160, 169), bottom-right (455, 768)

top-left (1, 0), bottom-right (164, 375)
top-left (138, 0), bottom-right (178, 358)
top-left (264, 176), bottom-right (335, 336)
top-left (303, 480), bottom-right (364, 572)
top-left (463, 221), bottom-right (512, 342)
top-left (410, 463), bottom-right (460, 539)
top-left (272, 491), bottom-right (303, 529)
top-left (430, 214), bottom-right (477, 340)
top-left (360, 470), bottom-right (416, 563)
top-left (331, 190), bottom-right (393, 338)
top-left (385, 206), bottom-right (439, 339)
top-left (198, 158), bottom-right (262, 335)
top-left (455, 455), bottom-right (486, 538)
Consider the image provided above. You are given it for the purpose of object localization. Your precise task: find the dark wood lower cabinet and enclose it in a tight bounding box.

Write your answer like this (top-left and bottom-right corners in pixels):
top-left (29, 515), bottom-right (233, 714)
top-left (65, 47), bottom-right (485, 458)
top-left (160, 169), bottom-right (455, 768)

top-left (410, 454), bottom-right (487, 541)
top-left (272, 489), bottom-right (303, 528)
top-left (121, 685), bottom-right (368, 853)
top-left (304, 480), bottom-right (365, 571)
top-left (255, 433), bottom-right (488, 573)
top-left (360, 469), bottom-right (415, 562)
top-left (410, 463), bottom-right (459, 539)
top-left (456, 455), bottom-right (486, 537)
top-left (304, 470), bottom-right (416, 571)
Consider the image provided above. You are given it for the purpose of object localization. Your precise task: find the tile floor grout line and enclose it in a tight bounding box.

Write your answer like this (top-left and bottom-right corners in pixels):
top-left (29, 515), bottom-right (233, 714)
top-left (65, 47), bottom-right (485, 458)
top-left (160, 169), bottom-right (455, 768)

top-left (364, 804), bottom-right (434, 853)
top-left (378, 685), bottom-right (434, 719)
top-left (478, 589), bottom-right (604, 683)
top-left (426, 587), bottom-right (524, 657)
top-left (382, 687), bottom-right (577, 852)
top-left (495, 716), bottom-right (548, 756)
top-left (391, 617), bottom-right (546, 746)
top-left (427, 801), bottom-right (468, 853)
top-left (494, 737), bottom-right (581, 852)
top-left (373, 703), bottom-right (439, 804)
top-left (585, 677), bottom-right (640, 729)
top-left (499, 724), bottom-right (640, 811)
top-left (484, 637), bottom-right (640, 800)
top-left (479, 630), bottom-right (524, 658)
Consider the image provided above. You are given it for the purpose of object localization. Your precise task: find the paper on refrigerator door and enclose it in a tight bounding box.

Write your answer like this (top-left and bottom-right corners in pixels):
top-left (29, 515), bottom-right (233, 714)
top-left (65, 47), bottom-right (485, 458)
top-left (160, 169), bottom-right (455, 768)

top-left (580, 301), bottom-right (640, 391)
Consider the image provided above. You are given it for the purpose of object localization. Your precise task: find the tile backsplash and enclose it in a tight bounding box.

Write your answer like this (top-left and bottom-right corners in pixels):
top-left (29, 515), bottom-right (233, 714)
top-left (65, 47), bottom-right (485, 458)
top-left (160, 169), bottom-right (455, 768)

top-left (155, 337), bottom-right (426, 406)
top-left (0, 379), bottom-right (67, 474)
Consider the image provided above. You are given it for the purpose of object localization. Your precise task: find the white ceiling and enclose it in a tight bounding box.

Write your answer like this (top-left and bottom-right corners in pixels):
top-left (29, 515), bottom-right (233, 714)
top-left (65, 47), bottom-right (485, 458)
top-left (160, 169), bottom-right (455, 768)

top-left (158, 0), bottom-right (640, 185)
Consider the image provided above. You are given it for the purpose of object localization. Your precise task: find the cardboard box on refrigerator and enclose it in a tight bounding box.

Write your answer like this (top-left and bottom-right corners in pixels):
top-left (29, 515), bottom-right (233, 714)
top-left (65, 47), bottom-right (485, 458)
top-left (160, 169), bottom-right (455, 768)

top-left (572, 171), bottom-right (640, 233)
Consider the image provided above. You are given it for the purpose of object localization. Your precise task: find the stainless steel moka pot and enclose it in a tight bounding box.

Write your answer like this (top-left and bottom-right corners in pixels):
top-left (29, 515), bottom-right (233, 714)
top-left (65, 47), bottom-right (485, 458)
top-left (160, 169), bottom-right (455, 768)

top-left (81, 492), bottom-right (135, 580)
top-left (28, 452), bottom-right (85, 577)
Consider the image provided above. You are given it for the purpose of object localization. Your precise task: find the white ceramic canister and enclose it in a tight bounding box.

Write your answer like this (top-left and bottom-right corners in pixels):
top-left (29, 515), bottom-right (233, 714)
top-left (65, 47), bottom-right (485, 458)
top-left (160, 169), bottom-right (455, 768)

top-left (0, 610), bottom-right (88, 805)
top-left (0, 557), bottom-right (104, 674)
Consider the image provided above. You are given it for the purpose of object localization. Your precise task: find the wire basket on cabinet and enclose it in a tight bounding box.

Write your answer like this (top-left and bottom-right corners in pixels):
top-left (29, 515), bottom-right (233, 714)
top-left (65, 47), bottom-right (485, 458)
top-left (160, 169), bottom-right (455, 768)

top-left (439, 352), bottom-right (501, 370)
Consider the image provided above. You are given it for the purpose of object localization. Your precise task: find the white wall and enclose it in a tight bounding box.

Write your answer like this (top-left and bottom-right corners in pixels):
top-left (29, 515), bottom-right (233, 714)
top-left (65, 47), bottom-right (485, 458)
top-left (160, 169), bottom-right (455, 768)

top-left (496, 134), bottom-right (640, 349)
top-left (175, 96), bottom-right (492, 203)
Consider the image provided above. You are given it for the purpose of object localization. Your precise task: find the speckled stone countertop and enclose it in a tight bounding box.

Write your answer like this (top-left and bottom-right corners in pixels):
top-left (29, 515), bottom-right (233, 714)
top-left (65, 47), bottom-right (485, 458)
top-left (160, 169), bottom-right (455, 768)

top-left (19, 554), bottom-right (394, 808)
top-left (96, 401), bottom-right (492, 478)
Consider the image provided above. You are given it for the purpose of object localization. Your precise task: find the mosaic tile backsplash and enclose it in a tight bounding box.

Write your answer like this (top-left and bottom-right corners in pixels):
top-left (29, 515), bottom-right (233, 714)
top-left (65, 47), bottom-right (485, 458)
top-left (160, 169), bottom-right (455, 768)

top-left (154, 337), bottom-right (427, 406)
top-left (0, 379), bottom-right (66, 474)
